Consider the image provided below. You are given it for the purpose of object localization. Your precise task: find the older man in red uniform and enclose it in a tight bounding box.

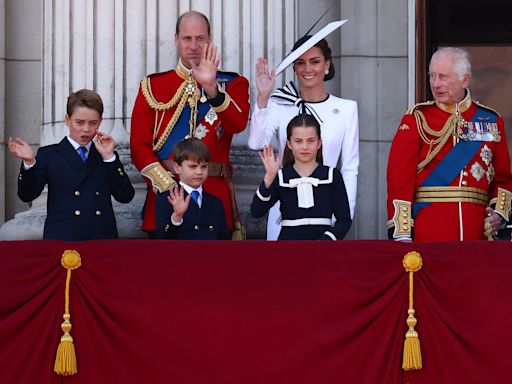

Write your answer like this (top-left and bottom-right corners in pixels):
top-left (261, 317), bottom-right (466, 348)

top-left (130, 11), bottom-right (249, 236)
top-left (387, 47), bottom-right (512, 241)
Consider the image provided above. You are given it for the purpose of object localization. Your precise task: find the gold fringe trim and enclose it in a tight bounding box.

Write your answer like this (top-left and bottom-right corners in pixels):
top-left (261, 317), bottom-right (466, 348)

top-left (402, 251), bottom-right (423, 371)
top-left (54, 250), bottom-right (82, 376)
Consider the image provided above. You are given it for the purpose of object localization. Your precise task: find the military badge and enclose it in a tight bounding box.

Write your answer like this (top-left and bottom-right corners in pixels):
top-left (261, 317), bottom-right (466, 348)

top-left (465, 121), bottom-right (501, 142)
top-left (487, 164), bottom-right (495, 184)
top-left (470, 161), bottom-right (485, 181)
top-left (399, 124), bottom-right (409, 131)
top-left (194, 123), bottom-right (209, 140)
top-left (480, 145), bottom-right (493, 166)
top-left (205, 108), bottom-right (218, 125)
top-left (216, 122), bottom-right (225, 139)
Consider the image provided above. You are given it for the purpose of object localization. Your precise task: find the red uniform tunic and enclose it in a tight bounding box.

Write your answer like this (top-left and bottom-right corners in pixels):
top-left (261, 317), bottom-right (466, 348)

top-left (387, 93), bottom-right (512, 241)
top-left (130, 61), bottom-right (250, 231)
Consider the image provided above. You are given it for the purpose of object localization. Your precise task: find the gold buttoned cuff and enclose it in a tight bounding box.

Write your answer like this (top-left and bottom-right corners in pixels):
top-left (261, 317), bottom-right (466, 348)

top-left (140, 162), bottom-right (176, 193)
top-left (389, 199), bottom-right (413, 238)
top-left (494, 187), bottom-right (512, 221)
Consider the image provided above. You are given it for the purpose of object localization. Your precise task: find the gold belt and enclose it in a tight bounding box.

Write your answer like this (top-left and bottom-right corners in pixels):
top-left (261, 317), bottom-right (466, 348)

top-left (414, 186), bottom-right (488, 205)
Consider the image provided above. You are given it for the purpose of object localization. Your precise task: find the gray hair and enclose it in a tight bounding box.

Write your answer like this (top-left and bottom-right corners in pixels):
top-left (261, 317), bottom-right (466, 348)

top-left (430, 47), bottom-right (471, 80)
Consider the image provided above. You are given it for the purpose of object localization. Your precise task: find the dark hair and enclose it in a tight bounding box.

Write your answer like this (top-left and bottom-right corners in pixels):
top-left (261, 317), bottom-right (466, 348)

top-left (173, 138), bottom-right (210, 164)
top-left (66, 89), bottom-right (104, 117)
top-left (282, 114), bottom-right (323, 167)
top-left (292, 36), bottom-right (335, 81)
top-left (175, 11), bottom-right (211, 36)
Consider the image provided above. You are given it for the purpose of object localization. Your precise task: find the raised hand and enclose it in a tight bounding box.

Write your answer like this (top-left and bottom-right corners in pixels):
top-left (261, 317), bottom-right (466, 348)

top-left (92, 131), bottom-right (115, 160)
top-left (255, 57), bottom-right (276, 108)
top-left (8, 137), bottom-right (35, 165)
top-left (167, 184), bottom-right (191, 221)
top-left (191, 43), bottom-right (221, 98)
top-left (259, 144), bottom-right (281, 188)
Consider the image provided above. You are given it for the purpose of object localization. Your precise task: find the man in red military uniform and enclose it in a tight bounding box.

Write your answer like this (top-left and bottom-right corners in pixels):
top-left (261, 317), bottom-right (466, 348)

top-left (387, 47), bottom-right (512, 241)
top-left (130, 11), bottom-right (249, 236)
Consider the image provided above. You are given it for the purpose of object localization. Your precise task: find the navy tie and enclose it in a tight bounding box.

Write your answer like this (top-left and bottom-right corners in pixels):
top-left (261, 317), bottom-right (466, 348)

top-left (190, 190), bottom-right (200, 206)
top-left (78, 146), bottom-right (87, 162)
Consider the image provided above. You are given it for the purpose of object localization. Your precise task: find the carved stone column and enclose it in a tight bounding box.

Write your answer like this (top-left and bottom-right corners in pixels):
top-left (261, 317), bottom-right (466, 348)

top-left (0, 0), bottom-right (296, 239)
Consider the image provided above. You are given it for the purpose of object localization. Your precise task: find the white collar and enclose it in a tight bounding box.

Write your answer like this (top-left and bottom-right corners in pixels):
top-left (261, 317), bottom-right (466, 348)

top-left (278, 167), bottom-right (334, 209)
top-left (179, 181), bottom-right (203, 196)
top-left (67, 136), bottom-right (92, 151)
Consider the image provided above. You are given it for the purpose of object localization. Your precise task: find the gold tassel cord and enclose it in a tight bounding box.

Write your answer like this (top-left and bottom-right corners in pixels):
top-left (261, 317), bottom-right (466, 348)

top-left (402, 251), bottom-right (423, 371)
top-left (54, 250), bottom-right (82, 376)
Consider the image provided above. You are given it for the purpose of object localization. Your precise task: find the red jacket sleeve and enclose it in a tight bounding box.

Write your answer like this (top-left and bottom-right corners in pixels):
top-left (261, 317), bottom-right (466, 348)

top-left (130, 82), bottom-right (161, 186)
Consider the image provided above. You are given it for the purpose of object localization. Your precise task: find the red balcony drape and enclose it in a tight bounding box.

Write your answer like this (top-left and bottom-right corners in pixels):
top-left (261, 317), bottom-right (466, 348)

top-left (0, 240), bottom-right (511, 384)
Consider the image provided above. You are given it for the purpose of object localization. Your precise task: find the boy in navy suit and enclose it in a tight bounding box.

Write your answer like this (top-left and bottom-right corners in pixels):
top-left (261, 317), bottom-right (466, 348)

top-left (155, 138), bottom-right (229, 239)
top-left (8, 89), bottom-right (134, 241)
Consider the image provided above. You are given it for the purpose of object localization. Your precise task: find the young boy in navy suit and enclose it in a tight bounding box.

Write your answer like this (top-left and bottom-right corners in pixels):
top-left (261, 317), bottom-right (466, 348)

top-left (155, 138), bottom-right (229, 239)
top-left (8, 89), bottom-right (134, 241)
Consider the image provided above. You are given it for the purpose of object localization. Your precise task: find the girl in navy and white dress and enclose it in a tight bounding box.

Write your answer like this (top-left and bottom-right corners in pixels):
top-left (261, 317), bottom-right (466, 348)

top-left (251, 114), bottom-right (352, 240)
top-left (249, 36), bottom-right (359, 240)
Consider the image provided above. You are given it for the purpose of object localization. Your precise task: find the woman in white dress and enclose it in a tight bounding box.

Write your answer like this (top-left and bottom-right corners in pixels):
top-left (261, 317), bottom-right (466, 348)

top-left (249, 36), bottom-right (359, 240)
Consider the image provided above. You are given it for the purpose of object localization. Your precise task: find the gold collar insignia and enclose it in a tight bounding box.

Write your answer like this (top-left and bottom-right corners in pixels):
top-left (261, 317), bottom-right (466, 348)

top-left (435, 89), bottom-right (472, 114)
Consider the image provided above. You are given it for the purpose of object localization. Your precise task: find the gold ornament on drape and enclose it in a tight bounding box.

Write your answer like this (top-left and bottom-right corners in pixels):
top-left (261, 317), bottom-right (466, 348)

top-left (54, 250), bottom-right (82, 376)
top-left (402, 251), bottom-right (423, 370)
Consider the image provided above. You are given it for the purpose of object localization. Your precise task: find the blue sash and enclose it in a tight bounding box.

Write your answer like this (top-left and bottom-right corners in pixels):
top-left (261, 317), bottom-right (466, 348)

top-left (156, 72), bottom-right (237, 160)
top-left (412, 106), bottom-right (497, 218)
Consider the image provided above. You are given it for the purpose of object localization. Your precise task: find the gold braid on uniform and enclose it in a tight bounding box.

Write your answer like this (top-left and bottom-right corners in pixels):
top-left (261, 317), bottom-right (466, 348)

top-left (414, 111), bottom-right (459, 173)
top-left (141, 75), bottom-right (200, 152)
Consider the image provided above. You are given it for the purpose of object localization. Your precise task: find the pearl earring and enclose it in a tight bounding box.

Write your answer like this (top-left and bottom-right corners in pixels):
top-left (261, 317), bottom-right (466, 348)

top-left (324, 69), bottom-right (329, 75)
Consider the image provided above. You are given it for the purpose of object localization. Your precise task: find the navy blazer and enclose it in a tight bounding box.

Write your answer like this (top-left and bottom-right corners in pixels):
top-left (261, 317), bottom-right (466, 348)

top-left (155, 188), bottom-right (230, 240)
top-left (17, 138), bottom-right (135, 240)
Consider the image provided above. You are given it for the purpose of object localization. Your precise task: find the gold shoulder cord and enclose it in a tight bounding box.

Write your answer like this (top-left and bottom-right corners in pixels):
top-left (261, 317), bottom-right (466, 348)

top-left (141, 76), bottom-right (200, 152)
top-left (414, 110), bottom-right (458, 173)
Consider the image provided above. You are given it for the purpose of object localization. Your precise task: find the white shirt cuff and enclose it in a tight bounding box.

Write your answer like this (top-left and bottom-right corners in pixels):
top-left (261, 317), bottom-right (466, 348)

top-left (171, 215), bottom-right (183, 226)
top-left (103, 154), bottom-right (116, 163)
top-left (23, 160), bottom-right (36, 170)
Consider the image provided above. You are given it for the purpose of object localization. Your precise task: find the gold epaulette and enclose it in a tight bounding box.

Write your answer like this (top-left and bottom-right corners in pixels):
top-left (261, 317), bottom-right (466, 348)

top-left (474, 100), bottom-right (502, 118)
top-left (140, 162), bottom-right (176, 193)
top-left (405, 101), bottom-right (435, 115)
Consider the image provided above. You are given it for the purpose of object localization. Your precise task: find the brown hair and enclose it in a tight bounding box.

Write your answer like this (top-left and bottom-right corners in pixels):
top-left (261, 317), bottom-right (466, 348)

top-left (282, 114), bottom-right (323, 167)
top-left (173, 138), bottom-right (210, 164)
top-left (66, 89), bottom-right (104, 117)
top-left (292, 36), bottom-right (335, 81)
top-left (175, 11), bottom-right (211, 36)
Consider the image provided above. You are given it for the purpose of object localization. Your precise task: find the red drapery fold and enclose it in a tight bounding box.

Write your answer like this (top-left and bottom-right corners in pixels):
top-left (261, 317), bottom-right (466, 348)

top-left (0, 240), bottom-right (511, 384)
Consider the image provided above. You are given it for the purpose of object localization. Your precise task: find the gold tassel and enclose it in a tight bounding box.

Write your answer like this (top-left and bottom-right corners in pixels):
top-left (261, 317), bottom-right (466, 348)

top-left (54, 250), bottom-right (82, 376)
top-left (231, 221), bottom-right (246, 240)
top-left (402, 251), bottom-right (423, 370)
